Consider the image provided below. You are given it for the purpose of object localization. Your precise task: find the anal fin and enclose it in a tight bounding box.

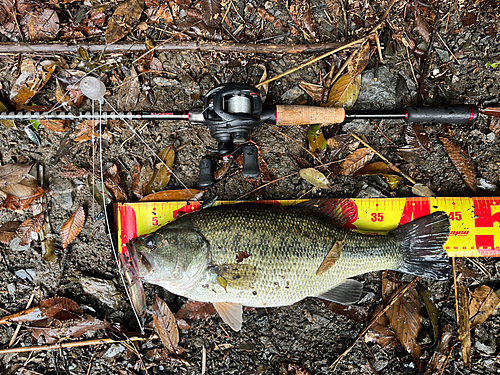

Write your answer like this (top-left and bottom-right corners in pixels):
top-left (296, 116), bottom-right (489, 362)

top-left (317, 279), bottom-right (363, 305)
top-left (213, 302), bottom-right (243, 331)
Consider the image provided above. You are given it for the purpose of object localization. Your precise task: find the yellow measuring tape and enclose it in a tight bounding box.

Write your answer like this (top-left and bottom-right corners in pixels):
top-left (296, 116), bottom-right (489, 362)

top-left (115, 197), bottom-right (500, 257)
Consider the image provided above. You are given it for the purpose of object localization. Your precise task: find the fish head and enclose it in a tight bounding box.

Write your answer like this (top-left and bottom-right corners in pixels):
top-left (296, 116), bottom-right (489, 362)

top-left (126, 228), bottom-right (210, 295)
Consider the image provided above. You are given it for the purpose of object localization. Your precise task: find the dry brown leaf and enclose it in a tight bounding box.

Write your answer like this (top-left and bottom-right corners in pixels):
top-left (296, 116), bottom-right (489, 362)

top-left (0, 101), bottom-right (15, 128)
top-left (147, 3), bottom-right (174, 25)
top-left (288, 363), bottom-right (312, 375)
top-left (339, 148), bottom-right (374, 175)
top-left (40, 119), bottom-right (70, 132)
top-left (0, 221), bottom-right (20, 244)
top-left (490, 117), bottom-right (500, 137)
top-left (144, 145), bottom-right (175, 195)
top-left (462, 12), bottom-right (477, 27)
top-left (140, 189), bottom-right (204, 202)
top-left (299, 81), bottom-right (324, 103)
top-left (425, 325), bottom-right (453, 375)
top-left (236, 251), bottom-right (250, 263)
top-left (457, 281), bottom-right (471, 367)
top-left (289, 0), bottom-right (318, 42)
top-left (175, 299), bottom-right (218, 321)
top-left (0, 297), bottom-right (109, 344)
top-left (352, 162), bottom-right (391, 177)
top-left (348, 42), bottom-right (371, 77)
top-left (383, 272), bottom-right (423, 369)
top-left (257, 7), bottom-right (275, 23)
top-left (132, 159), bottom-right (143, 199)
top-left (17, 212), bottom-right (45, 246)
top-left (105, 164), bottom-right (128, 202)
top-left (201, 0), bottom-right (222, 28)
top-left (299, 168), bottom-right (330, 189)
top-left (406, 124), bottom-right (431, 157)
top-left (21, 9), bottom-right (59, 41)
top-left (61, 206), bottom-right (85, 248)
top-left (469, 285), bottom-right (500, 328)
top-left (0, 186), bottom-right (44, 211)
top-left (106, 0), bottom-right (144, 44)
top-left (324, 73), bottom-right (362, 109)
top-left (365, 306), bottom-right (397, 349)
top-left (414, 14), bottom-right (431, 43)
top-left (0, 163), bottom-right (37, 198)
top-left (316, 235), bottom-right (345, 276)
top-left (10, 60), bottom-right (56, 106)
top-left (438, 135), bottom-right (476, 193)
top-left (214, 161), bottom-right (232, 181)
top-left (117, 65), bottom-right (140, 111)
top-left (72, 120), bottom-right (102, 142)
top-left (152, 295), bottom-right (179, 354)
top-left (325, 301), bottom-right (368, 322)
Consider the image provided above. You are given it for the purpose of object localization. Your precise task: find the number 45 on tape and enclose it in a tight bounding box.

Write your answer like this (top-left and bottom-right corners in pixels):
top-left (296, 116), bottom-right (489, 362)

top-left (114, 197), bottom-right (500, 258)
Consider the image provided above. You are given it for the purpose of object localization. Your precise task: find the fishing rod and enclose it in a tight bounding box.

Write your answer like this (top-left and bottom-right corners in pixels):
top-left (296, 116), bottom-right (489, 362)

top-left (0, 80), bottom-right (479, 187)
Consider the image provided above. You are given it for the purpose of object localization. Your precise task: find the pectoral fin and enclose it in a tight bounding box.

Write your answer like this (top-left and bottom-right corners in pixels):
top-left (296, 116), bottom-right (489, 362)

top-left (317, 279), bottom-right (363, 305)
top-left (213, 302), bottom-right (243, 331)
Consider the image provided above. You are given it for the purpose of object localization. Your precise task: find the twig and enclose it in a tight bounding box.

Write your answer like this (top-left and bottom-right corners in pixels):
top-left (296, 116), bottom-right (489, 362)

top-left (0, 336), bottom-right (151, 355)
top-left (374, 32), bottom-right (384, 63)
top-left (0, 41), bottom-right (360, 56)
top-left (255, 38), bottom-right (366, 88)
top-left (9, 289), bottom-right (36, 347)
top-left (330, 276), bottom-right (420, 370)
top-left (369, 0), bottom-right (399, 35)
top-left (436, 32), bottom-right (461, 64)
top-left (349, 133), bottom-right (417, 185)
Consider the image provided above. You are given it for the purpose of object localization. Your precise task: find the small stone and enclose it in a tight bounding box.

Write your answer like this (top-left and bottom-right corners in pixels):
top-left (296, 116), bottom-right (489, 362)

top-left (14, 269), bottom-right (36, 282)
top-left (475, 326), bottom-right (496, 354)
top-left (103, 344), bottom-right (126, 359)
top-left (355, 182), bottom-right (387, 198)
top-left (9, 237), bottom-right (30, 252)
top-left (49, 177), bottom-right (74, 210)
top-left (7, 283), bottom-right (15, 295)
top-left (374, 360), bottom-right (388, 372)
top-left (153, 77), bottom-right (180, 87)
top-left (356, 66), bottom-right (398, 110)
top-left (435, 48), bottom-right (450, 63)
top-left (80, 275), bottom-right (122, 309)
top-left (452, 75), bottom-right (459, 84)
top-left (432, 68), bottom-right (440, 76)
top-left (281, 86), bottom-right (305, 102)
top-left (342, 119), bottom-right (372, 136)
top-left (486, 132), bottom-right (496, 142)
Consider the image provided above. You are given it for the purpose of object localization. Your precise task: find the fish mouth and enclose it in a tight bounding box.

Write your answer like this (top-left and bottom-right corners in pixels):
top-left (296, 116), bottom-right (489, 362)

top-left (126, 239), bottom-right (155, 275)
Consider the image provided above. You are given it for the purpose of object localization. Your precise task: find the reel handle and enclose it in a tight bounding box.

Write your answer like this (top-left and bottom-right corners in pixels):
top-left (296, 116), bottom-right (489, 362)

top-left (241, 144), bottom-right (260, 179)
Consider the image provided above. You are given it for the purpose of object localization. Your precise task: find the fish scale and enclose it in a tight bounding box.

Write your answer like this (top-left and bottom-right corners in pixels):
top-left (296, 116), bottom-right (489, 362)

top-left (157, 204), bottom-right (403, 307)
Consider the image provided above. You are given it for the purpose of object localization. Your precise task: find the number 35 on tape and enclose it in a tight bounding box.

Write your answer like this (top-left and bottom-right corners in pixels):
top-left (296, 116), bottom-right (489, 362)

top-left (115, 197), bottom-right (500, 258)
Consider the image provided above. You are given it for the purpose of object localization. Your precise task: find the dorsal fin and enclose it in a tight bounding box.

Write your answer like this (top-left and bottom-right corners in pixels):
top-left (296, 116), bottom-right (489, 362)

top-left (296, 198), bottom-right (358, 227)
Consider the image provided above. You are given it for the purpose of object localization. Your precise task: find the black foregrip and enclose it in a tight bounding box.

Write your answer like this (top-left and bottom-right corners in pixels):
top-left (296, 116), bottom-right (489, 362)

top-left (405, 105), bottom-right (478, 124)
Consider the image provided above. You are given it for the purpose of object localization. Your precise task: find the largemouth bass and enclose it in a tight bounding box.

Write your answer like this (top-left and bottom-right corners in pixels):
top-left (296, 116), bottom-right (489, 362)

top-left (126, 199), bottom-right (450, 331)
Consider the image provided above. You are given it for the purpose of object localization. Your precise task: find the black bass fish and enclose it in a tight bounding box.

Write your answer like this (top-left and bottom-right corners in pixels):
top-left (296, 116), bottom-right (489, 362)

top-left (126, 199), bottom-right (450, 331)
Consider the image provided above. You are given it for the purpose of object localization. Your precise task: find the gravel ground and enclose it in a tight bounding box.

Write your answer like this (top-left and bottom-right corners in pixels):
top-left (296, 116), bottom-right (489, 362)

top-left (0, 0), bottom-right (499, 374)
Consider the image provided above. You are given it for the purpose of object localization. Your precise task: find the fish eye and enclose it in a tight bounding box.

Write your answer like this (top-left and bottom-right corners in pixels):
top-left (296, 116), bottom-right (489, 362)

top-left (145, 237), bottom-right (156, 249)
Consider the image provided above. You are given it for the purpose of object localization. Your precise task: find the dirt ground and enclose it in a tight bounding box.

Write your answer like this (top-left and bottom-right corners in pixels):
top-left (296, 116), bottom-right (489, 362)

top-left (0, 0), bottom-right (499, 374)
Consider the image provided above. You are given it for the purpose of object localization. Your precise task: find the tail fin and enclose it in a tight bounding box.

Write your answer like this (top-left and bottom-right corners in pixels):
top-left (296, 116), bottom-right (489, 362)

top-left (391, 212), bottom-right (451, 280)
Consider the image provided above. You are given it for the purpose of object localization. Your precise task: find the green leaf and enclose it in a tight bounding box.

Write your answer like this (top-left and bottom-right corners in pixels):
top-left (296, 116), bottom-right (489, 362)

top-left (30, 119), bottom-right (40, 131)
top-left (299, 168), bottom-right (330, 189)
top-left (307, 125), bottom-right (327, 154)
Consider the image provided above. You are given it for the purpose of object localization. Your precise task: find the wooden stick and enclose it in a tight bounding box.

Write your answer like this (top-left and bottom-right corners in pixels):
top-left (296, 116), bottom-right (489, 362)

top-left (0, 336), bottom-right (150, 355)
top-left (255, 38), bottom-right (366, 88)
top-left (330, 276), bottom-right (420, 370)
top-left (349, 133), bottom-right (417, 185)
top-left (0, 41), bottom-right (360, 56)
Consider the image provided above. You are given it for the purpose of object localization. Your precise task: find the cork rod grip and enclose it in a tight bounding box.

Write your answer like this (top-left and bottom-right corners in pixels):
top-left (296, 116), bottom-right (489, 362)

top-left (275, 105), bottom-right (346, 125)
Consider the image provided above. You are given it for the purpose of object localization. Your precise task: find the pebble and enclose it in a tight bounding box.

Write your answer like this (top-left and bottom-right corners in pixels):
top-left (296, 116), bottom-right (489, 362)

top-left (7, 283), bottom-right (15, 295)
top-left (475, 326), bottom-right (496, 354)
top-left (14, 268), bottom-right (36, 282)
top-left (80, 275), bottom-right (122, 309)
top-left (356, 66), bottom-right (398, 110)
top-left (281, 86), bottom-right (305, 102)
top-left (435, 48), bottom-right (450, 63)
top-left (103, 344), bottom-right (126, 359)
top-left (9, 237), bottom-right (30, 252)
top-left (355, 182), bottom-right (387, 198)
top-left (49, 177), bottom-right (74, 210)
top-left (341, 119), bottom-right (372, 136)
